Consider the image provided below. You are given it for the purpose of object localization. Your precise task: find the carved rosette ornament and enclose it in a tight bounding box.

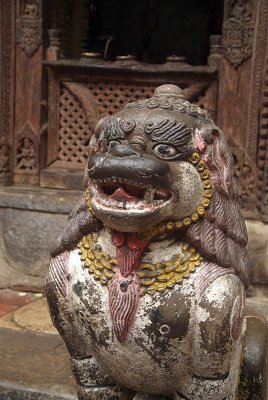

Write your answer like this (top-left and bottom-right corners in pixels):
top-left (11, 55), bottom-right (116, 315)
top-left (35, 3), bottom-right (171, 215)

top-left (16, 0), bottom-right (42, 57)
top-left (46, 85), bottom-right (268, 400)
top-left (222, 0), bottom-right (254, 67)
top-left (14, 123), bottom-right (38, 174)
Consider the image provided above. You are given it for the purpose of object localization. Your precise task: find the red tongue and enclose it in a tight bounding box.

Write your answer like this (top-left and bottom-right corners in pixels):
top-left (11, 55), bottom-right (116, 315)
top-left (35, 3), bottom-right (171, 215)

top-left (110, 187), bottom-right (138, 202)
top-left (108, 231), bottom-right (150, 342)
top-left (111, 231), bottom-right (149, 276)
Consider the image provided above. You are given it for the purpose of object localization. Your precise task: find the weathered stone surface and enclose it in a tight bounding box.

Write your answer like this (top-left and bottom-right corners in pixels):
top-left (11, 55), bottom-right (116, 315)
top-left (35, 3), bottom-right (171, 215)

top-left (0, 327), bottom-right (76, 399)
top-left (40, 165), bottom-right (84, 191)
top-left (2, 209), bottom-right (66, 268)
top-left (0, 187), bottom-right (81, 214)
top-left (0, 297), bottom-right (76, 399)
top-left (12, 298), bottom-right (56, 333)
top-left (0, 208), bottom-right (67, 290)
top-left (246, 297), bottom-right (268, 322)
top-left (238, 314), bottom-right (268, 400)
top-left (0, 187), bottom-right (82, 290)
top-left (246, 220), bottom-right (268, 296)
top-left (0, 382), bottom-right (75, 400)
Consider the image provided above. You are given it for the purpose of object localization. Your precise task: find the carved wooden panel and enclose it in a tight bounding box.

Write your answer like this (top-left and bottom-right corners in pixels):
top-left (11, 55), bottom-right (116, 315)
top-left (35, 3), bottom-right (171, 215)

top-left (56, 81), bottom-right (156, 165)
top-left (58, 84), bottom-right (91, 163)
top-left (85, 82), bottom-right (155, 117)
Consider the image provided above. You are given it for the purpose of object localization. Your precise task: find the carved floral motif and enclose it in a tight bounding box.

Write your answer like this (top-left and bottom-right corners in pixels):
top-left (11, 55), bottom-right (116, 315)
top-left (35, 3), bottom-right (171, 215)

top-left (16, 0), bottom-right (42, 57)
top-left (222, 0), bottom-right (254, 67)
top-left (15, 123), bottom-right (38, 174)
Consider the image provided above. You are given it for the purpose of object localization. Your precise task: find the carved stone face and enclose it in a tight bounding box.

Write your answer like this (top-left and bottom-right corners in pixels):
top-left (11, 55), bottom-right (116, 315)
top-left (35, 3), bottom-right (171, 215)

top-left (88, 101), bottom-right (205, 232)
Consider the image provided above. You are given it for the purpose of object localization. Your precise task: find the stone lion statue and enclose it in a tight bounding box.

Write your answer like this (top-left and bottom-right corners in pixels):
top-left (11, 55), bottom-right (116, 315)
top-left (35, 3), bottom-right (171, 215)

top-left (46, 85), bottom-right (268, 400)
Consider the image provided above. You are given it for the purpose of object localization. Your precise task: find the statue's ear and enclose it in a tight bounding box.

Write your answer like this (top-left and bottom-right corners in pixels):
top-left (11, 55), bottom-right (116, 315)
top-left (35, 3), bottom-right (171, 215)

top-left (88, 133), bottom-right (99, 157)
top-left (194, 124), bottom-right (220, 152)
top-left (195, 124), bottom-right (233, 198)
top-left (87, 115), bottom-right (113, 157)
top-left (94, 116), bottom-right (110, 137)
top-left (83, 116), bottom-right (110, 189)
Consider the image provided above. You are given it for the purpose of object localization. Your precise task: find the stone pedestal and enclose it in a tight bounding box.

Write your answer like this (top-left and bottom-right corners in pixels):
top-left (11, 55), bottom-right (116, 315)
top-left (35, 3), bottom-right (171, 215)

top-left (0, 187), bottom-right (81, 291)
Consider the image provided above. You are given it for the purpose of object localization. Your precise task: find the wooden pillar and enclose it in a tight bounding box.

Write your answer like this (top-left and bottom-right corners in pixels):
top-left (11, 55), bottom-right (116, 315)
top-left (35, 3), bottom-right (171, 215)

top-left (13, 0), bottom-right (43, 185)
top-left (0, 0), bottom-right (15, 186)
top-left (255, 1), bottom-right (268, 222)
top-left (217, 0), bottom-right (268, 221)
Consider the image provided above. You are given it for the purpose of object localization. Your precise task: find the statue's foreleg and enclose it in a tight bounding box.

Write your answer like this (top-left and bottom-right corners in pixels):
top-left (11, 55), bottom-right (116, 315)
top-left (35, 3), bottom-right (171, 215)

top-left (176, 273), bottom-right (245, 400)
top-left (46, 253), bottom-right (132, 400)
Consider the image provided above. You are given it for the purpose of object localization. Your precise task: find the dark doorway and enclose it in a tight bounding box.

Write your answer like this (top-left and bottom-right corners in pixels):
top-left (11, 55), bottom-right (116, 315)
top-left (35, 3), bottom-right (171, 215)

top-left (86, 0), bottom-right (223, 64)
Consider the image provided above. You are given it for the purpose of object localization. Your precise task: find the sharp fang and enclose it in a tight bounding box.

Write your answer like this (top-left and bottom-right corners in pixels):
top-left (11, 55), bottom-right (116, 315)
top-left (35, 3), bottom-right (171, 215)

top-left (144, 187), bottom-right (156, 202)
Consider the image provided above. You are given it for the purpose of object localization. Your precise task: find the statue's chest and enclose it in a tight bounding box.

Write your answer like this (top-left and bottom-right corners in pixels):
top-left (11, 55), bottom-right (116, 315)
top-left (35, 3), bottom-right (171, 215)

top-left (68, 250), bottom-right (196, 350)
top-left (67, 250), bottom-right (197, 391)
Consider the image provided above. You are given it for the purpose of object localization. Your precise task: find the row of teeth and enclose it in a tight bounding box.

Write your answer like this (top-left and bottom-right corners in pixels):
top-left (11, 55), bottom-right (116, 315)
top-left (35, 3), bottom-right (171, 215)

top-left (95, 177), bottom-right (151, 189)
top-left (96, 195), bottom-right (166, 209)
top-left (94, 178), bottom-right (170, 202)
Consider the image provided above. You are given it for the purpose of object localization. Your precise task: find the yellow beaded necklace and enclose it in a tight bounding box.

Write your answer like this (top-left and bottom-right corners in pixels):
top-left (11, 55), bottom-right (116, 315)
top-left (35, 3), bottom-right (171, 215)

top-left (79, 151), bottom-right (209, 294)
top-left (78, 234), bottom-right (202, 295)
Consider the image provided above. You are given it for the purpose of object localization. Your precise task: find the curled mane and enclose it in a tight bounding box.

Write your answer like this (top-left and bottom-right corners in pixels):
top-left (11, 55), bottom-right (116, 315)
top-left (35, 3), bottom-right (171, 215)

top-left (187, 125), bottom-right (249, 287)
top-left (50, 133), bottom-right (101, 258)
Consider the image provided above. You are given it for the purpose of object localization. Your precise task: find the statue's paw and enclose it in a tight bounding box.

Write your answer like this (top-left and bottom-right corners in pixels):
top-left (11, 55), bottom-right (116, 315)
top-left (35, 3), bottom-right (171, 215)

top-left (77, 385), bottom-right (119, 400)
top-left (77, 384), bottom-right (135, 400)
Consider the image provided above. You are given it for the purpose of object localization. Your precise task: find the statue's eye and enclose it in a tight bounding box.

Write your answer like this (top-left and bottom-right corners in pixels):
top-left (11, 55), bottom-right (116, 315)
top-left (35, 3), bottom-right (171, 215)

top-left (153, 144), bottom-right (178, 159)
top-left (108, 140), bottom-right (120, 150)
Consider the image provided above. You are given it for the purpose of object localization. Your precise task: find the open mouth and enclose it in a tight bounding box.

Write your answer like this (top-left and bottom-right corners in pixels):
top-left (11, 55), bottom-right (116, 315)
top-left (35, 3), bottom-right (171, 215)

top-left (91, 177), bottom-right (172, 210)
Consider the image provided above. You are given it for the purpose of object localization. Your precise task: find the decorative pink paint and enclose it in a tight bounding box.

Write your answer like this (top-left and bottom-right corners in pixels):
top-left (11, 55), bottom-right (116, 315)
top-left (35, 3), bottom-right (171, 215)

top-left (195, 132), bottom-right (206, 152)
top-left (108, 231), bottom-right (149, 342)
top-left (108, 271), bottom-right (140, 343)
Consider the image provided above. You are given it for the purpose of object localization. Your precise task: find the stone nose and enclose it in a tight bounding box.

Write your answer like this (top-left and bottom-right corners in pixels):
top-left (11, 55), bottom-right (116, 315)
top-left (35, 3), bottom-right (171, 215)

top-left (109, 143), bottom-right (142, 158)
top-left (88, 145), bottom-right (171, 189)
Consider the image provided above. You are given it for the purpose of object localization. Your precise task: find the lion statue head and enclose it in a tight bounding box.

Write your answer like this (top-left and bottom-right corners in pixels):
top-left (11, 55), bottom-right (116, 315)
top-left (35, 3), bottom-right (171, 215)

top-left (51, 84), bottom-right (248, 288)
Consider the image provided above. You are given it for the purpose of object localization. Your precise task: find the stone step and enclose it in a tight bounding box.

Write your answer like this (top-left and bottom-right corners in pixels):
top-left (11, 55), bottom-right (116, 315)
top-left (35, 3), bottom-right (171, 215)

top-left (0, 297), bottom-right (76, 400)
